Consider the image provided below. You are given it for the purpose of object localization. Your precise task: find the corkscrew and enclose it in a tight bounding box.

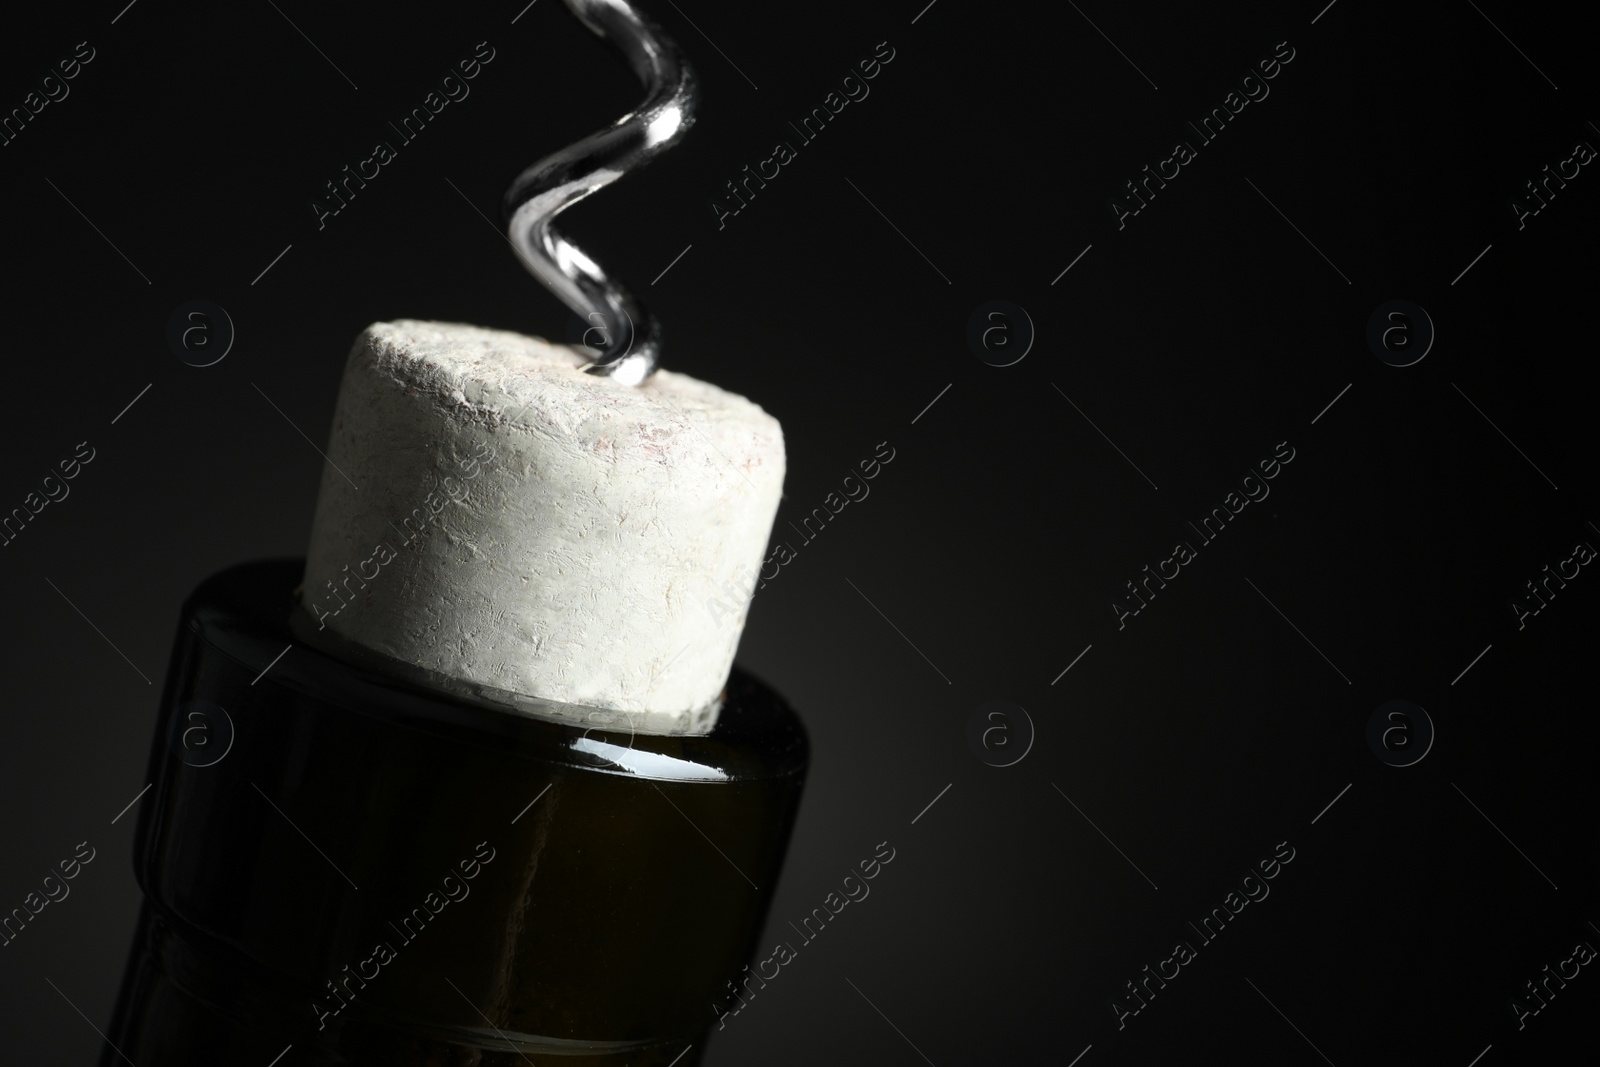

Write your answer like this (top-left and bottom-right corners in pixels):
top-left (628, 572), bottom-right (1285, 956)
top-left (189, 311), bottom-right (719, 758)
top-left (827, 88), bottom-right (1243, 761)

top-left (503, 0), bottom-right (697, 386)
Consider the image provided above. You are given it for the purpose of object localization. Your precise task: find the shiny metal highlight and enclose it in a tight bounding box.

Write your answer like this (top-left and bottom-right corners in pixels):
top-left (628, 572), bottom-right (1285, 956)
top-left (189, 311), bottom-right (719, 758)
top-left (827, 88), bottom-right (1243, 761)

top-left (503, 0), bottom-right (697, 385)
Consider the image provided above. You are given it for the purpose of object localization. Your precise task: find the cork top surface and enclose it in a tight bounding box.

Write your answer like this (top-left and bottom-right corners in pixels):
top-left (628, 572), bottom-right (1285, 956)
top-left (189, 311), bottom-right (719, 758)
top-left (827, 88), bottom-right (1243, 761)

top-left (361, 320), bottom-right (780, 445)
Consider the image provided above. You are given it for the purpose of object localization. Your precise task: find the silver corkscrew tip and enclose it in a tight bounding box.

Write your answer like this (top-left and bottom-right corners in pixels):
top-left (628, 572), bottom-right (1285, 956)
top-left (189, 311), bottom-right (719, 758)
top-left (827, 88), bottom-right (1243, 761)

top-left (503, 0), bottom-right (697, 386)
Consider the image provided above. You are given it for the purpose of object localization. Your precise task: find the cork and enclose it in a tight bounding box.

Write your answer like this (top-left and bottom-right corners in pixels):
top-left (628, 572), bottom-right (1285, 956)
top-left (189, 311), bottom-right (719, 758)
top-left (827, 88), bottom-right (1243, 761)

top-left (298, 320), bottom-right (784, 735)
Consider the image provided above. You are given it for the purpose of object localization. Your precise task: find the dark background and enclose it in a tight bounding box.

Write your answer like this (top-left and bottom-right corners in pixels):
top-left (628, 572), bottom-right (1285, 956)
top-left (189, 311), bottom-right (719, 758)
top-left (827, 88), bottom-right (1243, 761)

top-left (2, 0), bottom-right (1597, 1062)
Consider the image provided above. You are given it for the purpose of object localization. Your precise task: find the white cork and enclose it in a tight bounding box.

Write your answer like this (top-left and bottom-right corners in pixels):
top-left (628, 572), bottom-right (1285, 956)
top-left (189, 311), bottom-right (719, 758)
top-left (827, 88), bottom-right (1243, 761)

top-left (298, 320), bottom-right (784, 735)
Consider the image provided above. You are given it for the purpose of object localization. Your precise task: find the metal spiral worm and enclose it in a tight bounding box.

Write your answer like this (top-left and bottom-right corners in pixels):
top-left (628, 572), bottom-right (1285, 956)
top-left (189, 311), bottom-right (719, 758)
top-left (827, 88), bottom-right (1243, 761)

top-left (503, 0), bottom-right (697, 386)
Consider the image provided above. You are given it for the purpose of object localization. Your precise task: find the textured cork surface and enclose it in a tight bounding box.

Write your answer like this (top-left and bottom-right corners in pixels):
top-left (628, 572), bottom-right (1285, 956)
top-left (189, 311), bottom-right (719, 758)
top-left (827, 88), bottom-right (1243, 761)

top-left (300, 320), bottom-right (785, 734)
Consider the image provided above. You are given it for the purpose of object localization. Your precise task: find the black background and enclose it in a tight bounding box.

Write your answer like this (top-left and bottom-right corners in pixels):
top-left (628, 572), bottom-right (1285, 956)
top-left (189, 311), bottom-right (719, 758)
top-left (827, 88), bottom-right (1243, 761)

top-left (2, 0), bottom-right (1597, 1063)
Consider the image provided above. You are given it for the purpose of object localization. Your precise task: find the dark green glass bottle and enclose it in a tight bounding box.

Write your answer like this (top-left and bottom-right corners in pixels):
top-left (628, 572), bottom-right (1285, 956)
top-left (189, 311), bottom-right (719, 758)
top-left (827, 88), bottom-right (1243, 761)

top-left (102, 559), bottom-right (807, 1066)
